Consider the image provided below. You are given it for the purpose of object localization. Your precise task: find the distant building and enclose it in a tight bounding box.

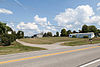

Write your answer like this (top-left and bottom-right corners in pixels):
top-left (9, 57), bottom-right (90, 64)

top-left (33, 33), bottom-right (43, 38)
top-left (24, 36), bottom-right (32, 38)
top-left (69, 32), bottom-right (95, 38)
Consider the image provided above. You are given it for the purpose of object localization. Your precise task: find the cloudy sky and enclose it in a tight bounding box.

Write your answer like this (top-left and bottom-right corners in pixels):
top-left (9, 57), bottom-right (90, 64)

top-left (0, 0), bottom-right (100, 36)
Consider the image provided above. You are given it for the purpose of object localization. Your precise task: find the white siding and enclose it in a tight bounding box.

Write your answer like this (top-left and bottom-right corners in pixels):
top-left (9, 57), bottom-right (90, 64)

top-left (69, 32), bottom-right (95, 38)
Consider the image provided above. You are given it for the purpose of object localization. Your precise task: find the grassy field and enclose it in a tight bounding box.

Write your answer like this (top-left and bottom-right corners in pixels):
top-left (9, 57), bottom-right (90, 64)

top-left (20, 37), bottom-right (100, 46)
top-left (0, 41), bottom-right (46, 55)
top-left (20, 37), bottom-right (83, 44)
top-left (61, 37), bottom-right (100, 46)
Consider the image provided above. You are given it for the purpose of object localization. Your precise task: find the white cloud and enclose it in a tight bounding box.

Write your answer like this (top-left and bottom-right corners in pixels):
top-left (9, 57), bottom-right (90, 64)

top-left (75, 21), bottom-right (81, 25)
top-left (55, 5), bottom-right (94, 26)
top-left (34, 15), bottom-right (47, 23)
top-left (0, 8), bottom-right (13, 14)
top-left (17, 22), bottom-right (41, 36)
top-left (54, 5), bottom-right (100, 30)
top-left (34, 15), bottom-right (57, 32)
top-left (66, 24), bottom-right (73, 28)
top-left (15, 15), bottom-right (57, 36)
top-left (97, 3), bottom-right (100, 10)
top-left (7, 22), bottom-right (15, 30)
top-left (97, 3), bottom-right (100, 7)
top-left (17, 22), bottom-right (39, 30)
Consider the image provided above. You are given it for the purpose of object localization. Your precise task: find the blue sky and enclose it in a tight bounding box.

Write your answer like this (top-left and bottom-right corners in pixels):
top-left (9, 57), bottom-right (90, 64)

top-left (0, 0), bottom-right (100, 36)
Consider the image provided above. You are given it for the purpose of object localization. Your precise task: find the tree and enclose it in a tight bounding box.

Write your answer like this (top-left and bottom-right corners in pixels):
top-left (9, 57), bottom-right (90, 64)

top-left (17, 31), bottom-right (24, 39)
top-left (56, 32), bottom-right (59, 37)
top-left (43, 33), bottom-right (47, 37)
top-left (0, 22), bottom-right (8, 34)
top-left (88, 25), bottom-right (97, 36)
top-left (72, 35), bottom-right (76, 38)
top-left (88, 25), bottom-right (97, 32)
top-left (79, 30), bottom-right (82, 33)
top-left (82, 24), bottom-right (89, 33)
top-left (97, 29), bottom-right (100, 37)
top-left (73, 30), bottom-right (77, 33)
top-left (47, 32), bottom-right (52, 37)
top-left (60, 29), bottom-right (67, 37)
top-left (66, 30), bottom-right (72, 36)
top-left (0, 21), bottom-right (17, 46)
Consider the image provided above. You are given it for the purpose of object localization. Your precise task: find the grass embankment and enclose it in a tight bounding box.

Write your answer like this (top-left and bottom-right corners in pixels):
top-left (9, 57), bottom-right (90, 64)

top-left (62, 37), bottom-right (100, 46)
top-left (0, 41), bottom-right (46, 55)
top-left (20, 37), bottom-right (82, 44)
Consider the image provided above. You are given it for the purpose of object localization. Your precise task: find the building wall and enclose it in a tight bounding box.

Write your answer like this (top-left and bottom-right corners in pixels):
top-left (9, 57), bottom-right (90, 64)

top-left (37, 35), bottom-right (43, 38)
top-left (69, 33), bottom-right (95, 38)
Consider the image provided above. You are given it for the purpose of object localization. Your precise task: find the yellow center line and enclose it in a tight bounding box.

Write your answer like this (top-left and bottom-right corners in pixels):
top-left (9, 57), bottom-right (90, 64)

top-left (0, 46), bottom-right (100, 64)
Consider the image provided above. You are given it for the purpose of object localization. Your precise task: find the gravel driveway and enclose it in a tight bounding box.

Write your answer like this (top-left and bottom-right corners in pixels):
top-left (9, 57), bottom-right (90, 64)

top-left (16, 39), bottom-right (71, 50)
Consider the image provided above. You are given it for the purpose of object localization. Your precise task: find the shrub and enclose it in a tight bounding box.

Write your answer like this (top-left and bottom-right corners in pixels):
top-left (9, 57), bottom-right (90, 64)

top-left (0, 34), bottom-right (16, 46)
top-left (83, 35), bottom-right (88, 38)
top-left (72, 35), bottom-right (76, 38)
top-left (1, 37), bottom-right (11, 46)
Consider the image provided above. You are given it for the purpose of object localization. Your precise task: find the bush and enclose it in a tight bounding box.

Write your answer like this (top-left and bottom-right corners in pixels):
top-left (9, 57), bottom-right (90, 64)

top-left (72, 35), bottom-right (76, 38)
top-left (0, 34), bottom-right (16, 46)
top-left (1, 37), bottom-right (11, 46)
top-left (83, 35), bottom-right (88, 38)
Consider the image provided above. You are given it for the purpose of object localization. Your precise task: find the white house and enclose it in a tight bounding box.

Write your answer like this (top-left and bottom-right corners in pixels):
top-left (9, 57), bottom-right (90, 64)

top-left (33, 33), bottom-right (43, 38)
top-left (69, 32), bottom-right (95, 38)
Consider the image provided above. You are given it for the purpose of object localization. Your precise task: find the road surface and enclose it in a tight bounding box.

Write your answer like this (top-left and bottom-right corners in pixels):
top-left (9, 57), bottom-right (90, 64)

top-left (0, 43), bottom-right (100, 67)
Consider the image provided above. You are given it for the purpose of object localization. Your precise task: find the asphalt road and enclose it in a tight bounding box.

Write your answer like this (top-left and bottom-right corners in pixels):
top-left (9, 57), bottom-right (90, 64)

top-left (0, 44), bottom-right (100, 67)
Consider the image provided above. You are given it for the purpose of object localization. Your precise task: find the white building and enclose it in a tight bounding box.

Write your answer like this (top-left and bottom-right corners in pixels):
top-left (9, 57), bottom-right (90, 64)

top-left (69, 32), bottom-right (95, 38)
top-left (33, 33), bottom-right (43, 38)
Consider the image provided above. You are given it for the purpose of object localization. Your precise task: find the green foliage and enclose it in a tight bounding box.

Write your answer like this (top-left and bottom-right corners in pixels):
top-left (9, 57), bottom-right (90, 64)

top-left (0, 41), bottom-right (46, 55)
top-left (60, 29), bottom-right (67, 37)
top-left (56, 31), bottom-right (59, 37)
top-left (16, 31), bottom-right (24, 39)
top-left (1, 37), bottom-right (11, 46)
top-left (73, 30), bottom-right (77, 33)
top-left (47, 32), bottom-right (52, 37)
top-left (88, 25), bottom-right (97, 33)
top-left (79, 30), bottom-right (82, 33)
top-left (82, 24), bottom-right (89, 33)
top-left (0, 33), bottom-right (16, 46)
top-left (53, 35), bottom-right (57, 37)
top-left (83, 35), bottom-right (88, 38)
top-left (43, 32), bottom-right (52, 37)
top-left (67, 30), bottom-right (72, 36)
top-left (43, 33), bottom-right (47, 37)
top-left (72, 35), bottom-right (76, 38)
top-left (81, 25), bottom-right (99, 37)
top-left (0, 21), bottom-right (18, 46)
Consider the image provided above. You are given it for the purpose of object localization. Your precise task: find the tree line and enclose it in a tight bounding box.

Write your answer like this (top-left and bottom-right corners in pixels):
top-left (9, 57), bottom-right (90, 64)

top-left (43, 24), bottom-right (100, 37)
top-left (0, 22), bottom-right (24, 46)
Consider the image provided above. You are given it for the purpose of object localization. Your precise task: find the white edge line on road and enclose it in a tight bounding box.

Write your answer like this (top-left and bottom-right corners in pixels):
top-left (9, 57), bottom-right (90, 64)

top-left (80, 59), bottom-right (100, 67)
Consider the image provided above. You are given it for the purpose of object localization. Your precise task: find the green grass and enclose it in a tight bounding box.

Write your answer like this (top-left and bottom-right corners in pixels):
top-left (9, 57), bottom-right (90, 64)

top-left (62, 37), bottom-right (100, 46)
top-left (0, 41), bottom-right (46, 55)
top-left (20, 37), bottom-right (82, 44)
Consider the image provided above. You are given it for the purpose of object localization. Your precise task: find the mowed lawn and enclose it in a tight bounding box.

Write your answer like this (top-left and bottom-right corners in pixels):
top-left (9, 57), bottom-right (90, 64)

top-left (0, 41), bottom-right (46, 55)
top-left (20, 37), bottom-right (100, 46)
top-left (19, 37), bottom-right (82, 44)
top-left (61, 37), bottom-right (100, 46)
